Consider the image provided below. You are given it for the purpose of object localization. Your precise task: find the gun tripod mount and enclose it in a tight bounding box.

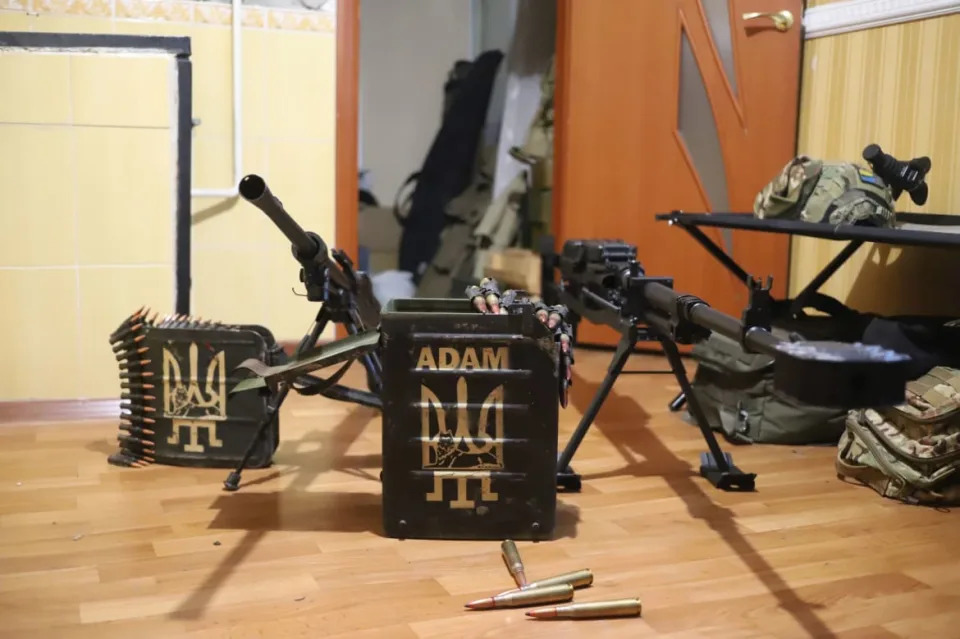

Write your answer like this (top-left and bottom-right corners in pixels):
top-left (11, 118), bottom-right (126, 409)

top-left (542, 238), bottom-right (912, 493)
top-left (222, 174), bottom-right (384, 492)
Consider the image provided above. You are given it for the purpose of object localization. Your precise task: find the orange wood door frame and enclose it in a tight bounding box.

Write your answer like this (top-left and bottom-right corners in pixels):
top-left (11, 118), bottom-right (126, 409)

top-left (335, 0), bottom-right (359, 339)
top-left (551, 0), bottom-right (803, 347)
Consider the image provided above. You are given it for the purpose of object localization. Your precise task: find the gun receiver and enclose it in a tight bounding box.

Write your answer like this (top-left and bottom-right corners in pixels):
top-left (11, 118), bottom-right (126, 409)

top-left (862, 143), bottom-right (931, 206)
top-left (543, 237), bottom-right (912, 492)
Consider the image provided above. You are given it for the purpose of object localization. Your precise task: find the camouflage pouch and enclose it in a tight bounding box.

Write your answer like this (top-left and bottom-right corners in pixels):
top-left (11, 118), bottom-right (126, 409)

top-left (836, 366), bottom-right (960, 505)
top-left (754, 155), bottom-right (896, 227)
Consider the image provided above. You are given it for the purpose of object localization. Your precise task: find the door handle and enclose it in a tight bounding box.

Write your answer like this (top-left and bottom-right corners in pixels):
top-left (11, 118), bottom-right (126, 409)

top-left (742, 10), bottom-right (794, 32)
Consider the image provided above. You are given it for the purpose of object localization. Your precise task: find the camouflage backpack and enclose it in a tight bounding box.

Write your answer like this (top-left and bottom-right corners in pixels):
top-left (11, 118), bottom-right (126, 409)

top-left (754, 155), bottom-right (896, 227)
top-left (837, 365), bottom-right (960, 506)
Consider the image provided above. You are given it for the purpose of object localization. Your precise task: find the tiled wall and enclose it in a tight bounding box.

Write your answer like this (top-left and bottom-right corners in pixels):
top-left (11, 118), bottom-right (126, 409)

top-left (791, 14), bottom-right (960, 316)
top-left (0, 0), bottom-right (338, 401)
top-left (0, 49), bottom-right (175, 401)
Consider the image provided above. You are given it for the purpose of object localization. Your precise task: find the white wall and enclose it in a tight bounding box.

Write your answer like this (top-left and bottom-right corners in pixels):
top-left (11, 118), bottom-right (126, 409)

top-left (359, 0), bottom-right (475, 205)
top-left (488, 0), bottom-right (555, 199)
top-left (477, 0), bottom-right (519, 149)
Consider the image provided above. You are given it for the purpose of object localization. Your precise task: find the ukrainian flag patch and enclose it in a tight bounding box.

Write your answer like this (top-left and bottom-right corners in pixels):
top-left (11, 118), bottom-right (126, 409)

top-left (858, 168), bottom-right (880, 185)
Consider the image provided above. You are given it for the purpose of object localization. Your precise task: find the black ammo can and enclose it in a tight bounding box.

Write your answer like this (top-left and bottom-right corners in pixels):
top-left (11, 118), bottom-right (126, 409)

top-left (108, 319), bottom-right (283, 469)
top-left (380, 298), bottom-right (559, 541)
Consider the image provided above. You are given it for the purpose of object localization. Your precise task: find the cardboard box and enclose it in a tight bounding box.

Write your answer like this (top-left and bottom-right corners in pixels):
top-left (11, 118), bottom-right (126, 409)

top-left (483, 248), bottom-right (542, 294)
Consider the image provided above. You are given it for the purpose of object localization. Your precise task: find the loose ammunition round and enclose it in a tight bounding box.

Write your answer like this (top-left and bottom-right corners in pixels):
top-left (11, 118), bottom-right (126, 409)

top-left (500, 539), bottom-right (527, 587)
top-left (481, 279), bottom-right (501, 313)
top-left (465, 285), bottom-right (488, 313)
top-left (465, 583), bottom-right (574, 610)
top-left (497, 569), bottom-right (593, 596)
top-left (525, 598), bottom-right (642, 620)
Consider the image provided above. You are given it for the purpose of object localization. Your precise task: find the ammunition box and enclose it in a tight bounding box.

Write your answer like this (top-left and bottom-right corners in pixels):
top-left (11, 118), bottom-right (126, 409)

top-left (379, 298), bottom-right (559, 541)
top-left (111, 319), bottom-right (284, 468)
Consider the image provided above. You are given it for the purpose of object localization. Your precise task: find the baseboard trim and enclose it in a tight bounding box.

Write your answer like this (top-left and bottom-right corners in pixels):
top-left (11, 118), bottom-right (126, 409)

top-left (0, 339), bottom-right (325, 426)
top-left (804, 0), bottom-right (960, 39)
top-left (0, 398), bottom-right (121, 426)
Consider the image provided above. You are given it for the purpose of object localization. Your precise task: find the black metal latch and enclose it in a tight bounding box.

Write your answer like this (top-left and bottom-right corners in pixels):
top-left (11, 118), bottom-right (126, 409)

top-left (740, 275), bottom-right (773, 353)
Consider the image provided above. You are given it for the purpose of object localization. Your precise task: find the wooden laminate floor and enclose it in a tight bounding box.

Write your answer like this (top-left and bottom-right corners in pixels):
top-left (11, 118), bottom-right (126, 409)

top-left (1, 350), bottom-right (959, 639)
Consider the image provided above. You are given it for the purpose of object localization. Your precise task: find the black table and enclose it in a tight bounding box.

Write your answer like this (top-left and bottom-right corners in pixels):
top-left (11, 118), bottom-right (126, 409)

top-left (655, 211), bottom-right (960, 316)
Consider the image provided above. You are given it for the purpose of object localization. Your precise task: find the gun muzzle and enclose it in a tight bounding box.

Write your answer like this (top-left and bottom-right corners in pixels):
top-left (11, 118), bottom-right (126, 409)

top-left (239, 174), bottom-right (329, 263)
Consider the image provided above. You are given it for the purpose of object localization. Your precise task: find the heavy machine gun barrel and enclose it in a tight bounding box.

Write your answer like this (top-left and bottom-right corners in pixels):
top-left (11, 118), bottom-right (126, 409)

top-left (238, 174), bottom-right (352, 293)
top-left (641, 281), bottom-right (781, 354)
top-left (239, 174), bottom-right (325, 263)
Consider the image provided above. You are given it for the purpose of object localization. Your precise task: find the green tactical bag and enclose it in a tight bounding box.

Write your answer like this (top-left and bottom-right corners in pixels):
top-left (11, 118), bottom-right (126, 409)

top-left (837, 366), bottom-right (960, 505)
top-left (754, 155), bottom-right (897, 227)
top-left (690, 330), bottom-right (848, 445)
top-left (689, 294), bottom-right (871, 445)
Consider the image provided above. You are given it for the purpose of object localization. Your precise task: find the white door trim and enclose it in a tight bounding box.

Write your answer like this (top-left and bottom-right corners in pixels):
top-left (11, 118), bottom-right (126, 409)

top-left (803, 0), bottom-right (960, 39)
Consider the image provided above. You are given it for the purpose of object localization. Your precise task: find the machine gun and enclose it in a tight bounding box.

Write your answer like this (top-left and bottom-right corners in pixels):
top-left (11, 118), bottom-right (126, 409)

top-left (541, 237), bottom-right (913, 492)
top-left (222, 174), bottom-right (384, 491)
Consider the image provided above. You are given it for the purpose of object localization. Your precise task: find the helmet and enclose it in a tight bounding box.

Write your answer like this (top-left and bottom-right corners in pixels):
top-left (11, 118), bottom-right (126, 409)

top-left (754, 155), bottom-right (895, 227)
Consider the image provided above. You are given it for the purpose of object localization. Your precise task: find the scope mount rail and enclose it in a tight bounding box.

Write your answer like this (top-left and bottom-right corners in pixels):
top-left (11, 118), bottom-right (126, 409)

top-left (222, 174), bottom-right (385, 492)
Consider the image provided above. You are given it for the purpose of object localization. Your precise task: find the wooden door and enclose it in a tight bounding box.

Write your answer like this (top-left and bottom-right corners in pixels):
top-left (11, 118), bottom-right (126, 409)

top-left (553, 0), bottom-right (805, 347)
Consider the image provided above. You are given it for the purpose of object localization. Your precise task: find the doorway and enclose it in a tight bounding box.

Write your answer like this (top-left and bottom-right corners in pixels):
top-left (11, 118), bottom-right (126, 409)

top-left (343, 0), bottom-right (558, 305)
top-left (337, 1), bottom-right (804, 343)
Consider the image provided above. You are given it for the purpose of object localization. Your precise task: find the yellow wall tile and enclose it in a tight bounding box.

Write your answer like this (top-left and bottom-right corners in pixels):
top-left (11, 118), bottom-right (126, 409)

top-left (190, 25), bottom-right (232, 137)
top-left (74, 126), bottom-right (174, 265)
top-left (240, 27), bottom-right (270, 139)
top-left (192, 196), bottom-right (282, 250)
top-left (76, 265), bottom-right (174, 399)
top-left (190, 137), bottom-right (273, 246)
top-left (115, 21), bottom-right (233, 135)
top-left (0, 5), bottom-right (339, 399)
top-left (32, 14), bottom-right (115, 33)
top-left (0, 51), bottom-right (71, 124)
top-left (0, 12), bottom-right (34, 31)
top-left (264, 30), bottom-right (335, 139)
top-left (0, 268), bottom-right (80, 400)
top-left (192, 131), bottom-right (235, 192)
top-left (265, 253), bottom-right (334, 343)
top-left (265, 139), bottom-right (335, 243)
top-left (70, 53), bottom-right (172, 128)
top-left (261, 140), bottom-right (335, 342)
top-left (0, 126), bottom-right (76, 267)
top-left (190, 246), bottom-right (271, 327)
